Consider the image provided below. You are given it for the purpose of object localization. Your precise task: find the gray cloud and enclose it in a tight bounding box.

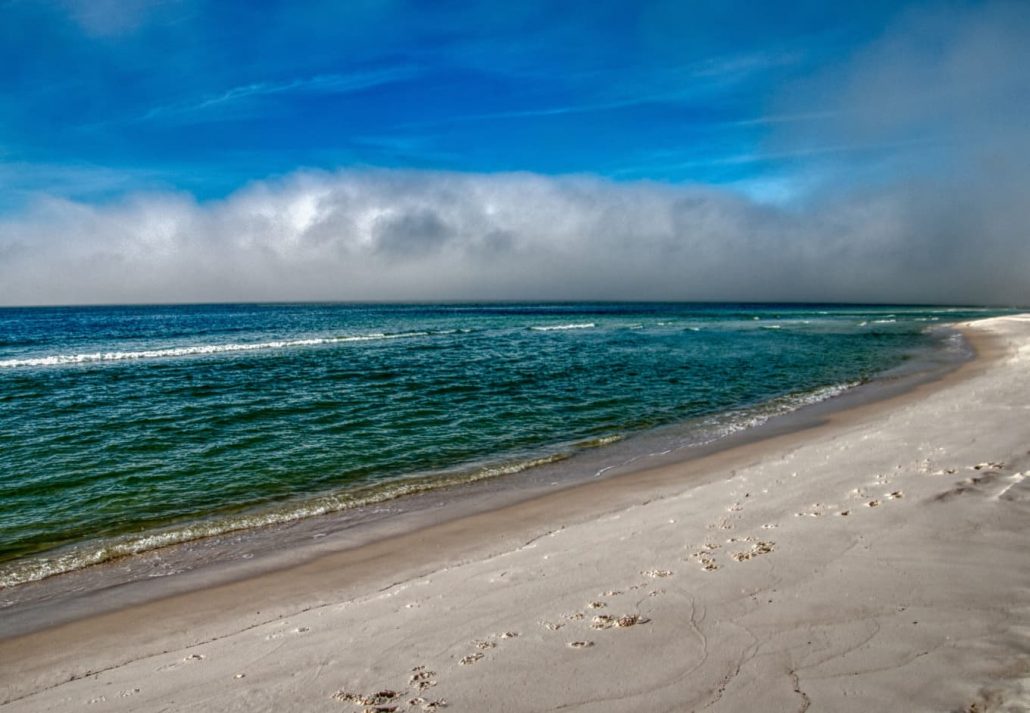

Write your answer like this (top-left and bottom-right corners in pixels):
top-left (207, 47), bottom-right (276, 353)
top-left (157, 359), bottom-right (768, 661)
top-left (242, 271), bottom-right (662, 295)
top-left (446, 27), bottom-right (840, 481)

top-left (1, 166), bottom-right (1027, 306)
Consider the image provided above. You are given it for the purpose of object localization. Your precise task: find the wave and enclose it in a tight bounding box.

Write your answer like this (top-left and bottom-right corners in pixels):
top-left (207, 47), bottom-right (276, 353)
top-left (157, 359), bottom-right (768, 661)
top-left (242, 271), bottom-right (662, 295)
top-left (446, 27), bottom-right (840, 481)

top-left (692, 381), bottom-right (858, 447)
top-left (0, 375), bottom-right (863, 590)
top-left (529, 323), bottom-right (596, 332)
top-left (0, 451), bottom-right (565, 588)
top-left (575, 434), bottom-right (624, 448)
top-left (0, 331), bottom-right (431, 369)
top-left (1, 382), bottom-right (863, 589)
top-left (0, 432), bottom-right (626, 589)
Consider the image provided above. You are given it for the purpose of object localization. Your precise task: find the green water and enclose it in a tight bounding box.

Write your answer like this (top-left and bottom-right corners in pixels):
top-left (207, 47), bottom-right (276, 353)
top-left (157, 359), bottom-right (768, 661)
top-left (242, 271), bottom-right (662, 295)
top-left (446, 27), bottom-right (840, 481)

top-left (0, 303), bottom-right (1007, 586)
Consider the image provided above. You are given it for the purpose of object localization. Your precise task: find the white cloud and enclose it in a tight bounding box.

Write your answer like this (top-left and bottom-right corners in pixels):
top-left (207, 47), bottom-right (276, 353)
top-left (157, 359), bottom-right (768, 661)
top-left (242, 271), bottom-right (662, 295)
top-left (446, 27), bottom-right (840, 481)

top-left (0, 167), bottom-right (1027, 306)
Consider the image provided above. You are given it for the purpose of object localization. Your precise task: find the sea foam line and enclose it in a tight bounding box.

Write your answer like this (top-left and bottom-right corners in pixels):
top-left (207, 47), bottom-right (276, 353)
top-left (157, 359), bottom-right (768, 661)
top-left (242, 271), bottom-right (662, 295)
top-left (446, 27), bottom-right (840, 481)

top-left (0, 449), bottom-right (579, 589)
top-left (696, 381), bottom-right (859, 445)
top-left (529, 322), bottom-right (595, 331)
top-left (0, 331), bottom-right (431, 368)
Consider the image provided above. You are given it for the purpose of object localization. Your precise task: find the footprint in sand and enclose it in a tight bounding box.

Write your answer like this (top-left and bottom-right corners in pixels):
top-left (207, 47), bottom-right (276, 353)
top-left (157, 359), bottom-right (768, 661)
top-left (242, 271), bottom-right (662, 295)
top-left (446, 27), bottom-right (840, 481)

top-left (695, 554), bottom-right (719, 571)
top-left (333, 688), bottom-right (402, 711)
top-left (458, 630), bottom-right (520, 665)
top-left (729, 538), bottom-right (775, 562)
top-left (641, 569), bottom-right (673, 579)
top-left (568, 640), bottom-right (594, 649)
top-left (973, 462), bottom-right (1006, 471)
top-left (408, 666), bottom-right (437, 692)
top-left (690, 543), bottom-right (720, 572)
top-left (591, 614), bottom-right (649, 629)
top-left (333, 667), bottom-right (446, 711)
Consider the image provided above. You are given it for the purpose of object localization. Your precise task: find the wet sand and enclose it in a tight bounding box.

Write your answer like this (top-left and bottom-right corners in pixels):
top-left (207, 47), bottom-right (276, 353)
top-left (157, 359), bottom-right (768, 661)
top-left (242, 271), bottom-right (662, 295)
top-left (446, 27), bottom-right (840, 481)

top-left (2, 314), bottom-right (1030, 712)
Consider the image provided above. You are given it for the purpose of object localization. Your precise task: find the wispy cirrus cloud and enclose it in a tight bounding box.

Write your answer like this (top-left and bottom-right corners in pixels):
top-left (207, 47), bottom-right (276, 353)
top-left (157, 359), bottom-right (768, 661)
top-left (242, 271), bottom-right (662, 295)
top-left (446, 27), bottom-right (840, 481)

top-left (611, 136), bottom-right (943, 179)
top-left (139, 66), bottom-right (421, 124)
top-left (729, 110), bottom-right (838, 127)
top-left (401, 49), bottom-right (801, 128)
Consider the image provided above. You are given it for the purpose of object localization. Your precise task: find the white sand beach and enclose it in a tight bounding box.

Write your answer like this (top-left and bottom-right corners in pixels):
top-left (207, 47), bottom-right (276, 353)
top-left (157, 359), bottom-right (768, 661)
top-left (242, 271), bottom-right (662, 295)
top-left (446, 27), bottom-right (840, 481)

top-left (3, 314), bottom-right (1030, 712)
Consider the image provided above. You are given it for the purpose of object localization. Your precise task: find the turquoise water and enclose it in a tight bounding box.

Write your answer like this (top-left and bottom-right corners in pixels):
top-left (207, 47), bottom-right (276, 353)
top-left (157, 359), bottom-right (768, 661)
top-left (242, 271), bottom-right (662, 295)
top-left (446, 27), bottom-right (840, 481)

top-left (0, 303), bottom-right (1007, 586)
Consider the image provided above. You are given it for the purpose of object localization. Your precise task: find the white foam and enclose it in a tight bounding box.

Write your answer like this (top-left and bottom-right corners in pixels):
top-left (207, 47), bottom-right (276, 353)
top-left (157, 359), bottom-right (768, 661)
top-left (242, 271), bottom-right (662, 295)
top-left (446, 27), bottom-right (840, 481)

top-left (0, 451), bottom-right (572, 588)
top-left (0, 332), bottom-right (431, 369)
top-left (529, 323), bottom-right (595, 332)
top-left (576, 434), bottom-right (625, 448)
top-left (689, 381), bottom-right (860, 448)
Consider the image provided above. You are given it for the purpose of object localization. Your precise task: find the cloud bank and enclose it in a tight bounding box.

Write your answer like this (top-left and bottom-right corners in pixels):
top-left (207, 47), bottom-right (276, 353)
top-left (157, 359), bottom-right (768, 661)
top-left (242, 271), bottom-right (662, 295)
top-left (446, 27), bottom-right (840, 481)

top-left (1, 165), bottom-right (1027, 306)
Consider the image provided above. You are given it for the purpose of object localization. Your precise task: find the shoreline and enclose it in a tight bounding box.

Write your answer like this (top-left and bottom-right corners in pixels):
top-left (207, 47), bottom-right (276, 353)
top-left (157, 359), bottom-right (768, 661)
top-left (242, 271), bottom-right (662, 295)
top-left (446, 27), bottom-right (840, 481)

top-left (0, 324), bottom-right (970, 631)
top-left (3, 315), bottom-right (1029, 711)
top-left (0, 306), bottom-right (983, 595)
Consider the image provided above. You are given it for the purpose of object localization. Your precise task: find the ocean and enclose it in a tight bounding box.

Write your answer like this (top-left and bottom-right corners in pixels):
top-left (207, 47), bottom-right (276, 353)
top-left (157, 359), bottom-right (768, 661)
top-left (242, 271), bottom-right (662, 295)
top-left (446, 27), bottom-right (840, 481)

top-left (0, 303), bottom-right (1007, 589)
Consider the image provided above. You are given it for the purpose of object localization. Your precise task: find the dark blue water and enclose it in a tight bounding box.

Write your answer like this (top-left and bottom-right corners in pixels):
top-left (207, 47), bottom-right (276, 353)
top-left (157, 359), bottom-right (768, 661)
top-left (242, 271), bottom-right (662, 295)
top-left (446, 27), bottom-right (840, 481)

top-left (0, 303), bottom-right (1006, 586)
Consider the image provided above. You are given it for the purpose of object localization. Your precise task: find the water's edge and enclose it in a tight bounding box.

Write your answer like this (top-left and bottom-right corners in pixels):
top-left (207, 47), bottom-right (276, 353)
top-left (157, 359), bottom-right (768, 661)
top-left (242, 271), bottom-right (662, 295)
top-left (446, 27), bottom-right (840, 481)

top-left (0, 325), bottom-right (973, 637)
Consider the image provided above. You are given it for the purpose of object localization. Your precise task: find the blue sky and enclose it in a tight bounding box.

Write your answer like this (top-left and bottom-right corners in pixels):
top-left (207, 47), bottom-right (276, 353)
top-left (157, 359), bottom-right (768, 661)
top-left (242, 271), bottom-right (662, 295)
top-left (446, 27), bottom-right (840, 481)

top-left (1, 1), bottom-right (1028, 305)
top-left (2, 0), bottom-right (919, 206)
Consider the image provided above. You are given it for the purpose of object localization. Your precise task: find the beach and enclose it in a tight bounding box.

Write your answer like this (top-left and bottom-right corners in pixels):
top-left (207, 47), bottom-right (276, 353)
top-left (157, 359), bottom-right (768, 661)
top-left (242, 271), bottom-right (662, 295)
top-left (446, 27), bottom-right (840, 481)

top-left (3, 312), bottom-right (1030, 712)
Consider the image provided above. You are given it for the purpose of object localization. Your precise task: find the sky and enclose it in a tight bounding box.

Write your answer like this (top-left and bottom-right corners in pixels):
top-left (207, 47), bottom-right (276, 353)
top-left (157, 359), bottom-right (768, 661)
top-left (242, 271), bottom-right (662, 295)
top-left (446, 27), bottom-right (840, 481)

top-left (0, 0), bottom-right (1028, 305)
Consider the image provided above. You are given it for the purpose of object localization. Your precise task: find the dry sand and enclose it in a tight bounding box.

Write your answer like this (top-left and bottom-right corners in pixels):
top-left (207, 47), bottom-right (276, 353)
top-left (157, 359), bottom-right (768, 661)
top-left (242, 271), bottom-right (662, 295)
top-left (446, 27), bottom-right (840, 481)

top-left (3, 314), bottom-right (1030, 712)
